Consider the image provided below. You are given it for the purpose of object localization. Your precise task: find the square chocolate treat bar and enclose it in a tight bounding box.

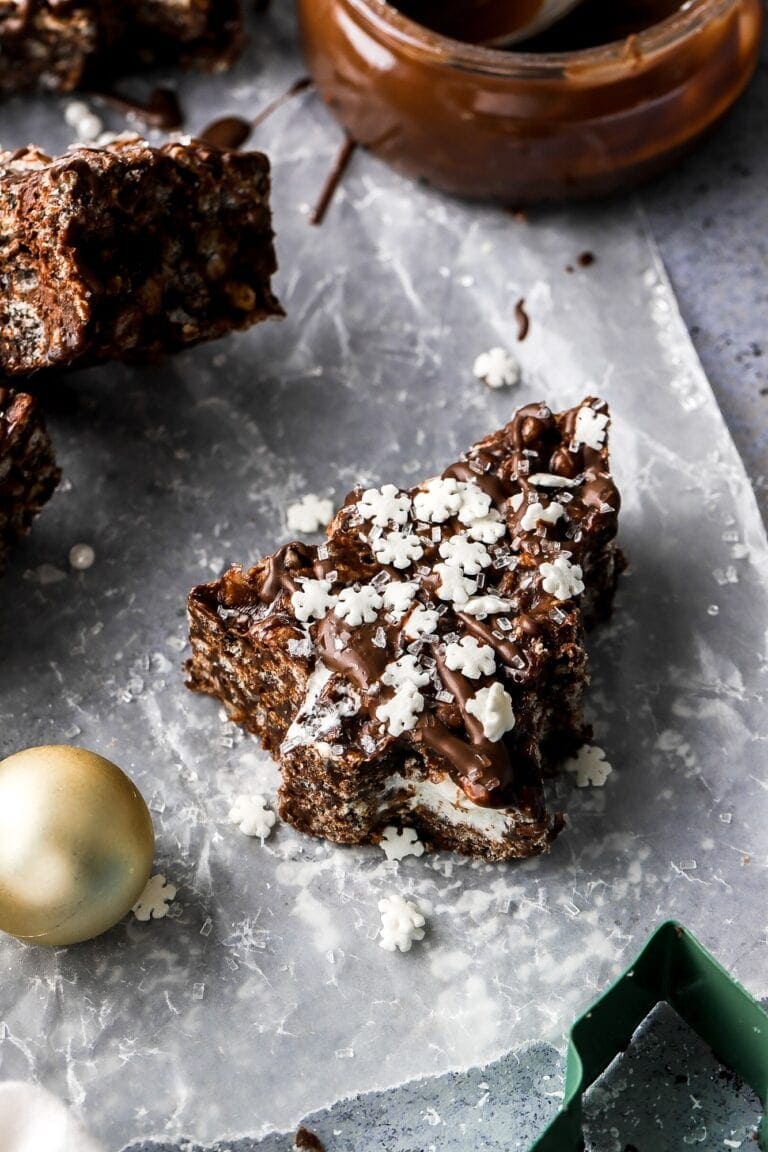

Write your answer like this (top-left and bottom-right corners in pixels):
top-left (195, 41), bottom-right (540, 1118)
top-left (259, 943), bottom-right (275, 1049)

top-left (187, 399), bottom-right (622, 861)
top-left (0, 138), bottom-right (282, 377)
top-left (0, 389), bottom-right (60, 572)
top-left (0, 1), bottom-right (244, 94)
top-left (0, 3), bottom-right (96, 95)
top-left (105, 0), bottom-right (245, 73)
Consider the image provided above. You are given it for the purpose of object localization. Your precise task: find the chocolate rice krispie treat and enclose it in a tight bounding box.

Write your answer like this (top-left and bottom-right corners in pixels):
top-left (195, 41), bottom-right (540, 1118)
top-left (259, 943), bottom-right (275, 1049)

top-left (0, 0), bottom-right (244, 95)
top-left (0, 2), bottom-right (96, 95)
top-left (0, 137), bottom-right (282, 377)
top-left (104, 0), bottom-right (245, 73)
top-left (0, 388), bottom-right (60, 572)
top-left (187, 399), bottom-right (622, 861)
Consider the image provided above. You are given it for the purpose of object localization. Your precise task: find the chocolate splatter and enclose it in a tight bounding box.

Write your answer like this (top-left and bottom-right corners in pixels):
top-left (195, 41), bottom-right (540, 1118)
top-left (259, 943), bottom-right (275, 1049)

top-left (252, 75), bottom-right (312, 130)
top-left (514, 298), bottom-right (530, 342)
top-left (309, 136), bottom-right (357, 226)
top-left (577, 250), bottom-right (596, 267)
top-left (198, 76), bottom-right (312, 152)
top-left (199, 115), bottom-right (252, 151)
top-left (294, 1128), bottom-right (326, 1152)
top-left (93, 85), bottom-right (183, 131)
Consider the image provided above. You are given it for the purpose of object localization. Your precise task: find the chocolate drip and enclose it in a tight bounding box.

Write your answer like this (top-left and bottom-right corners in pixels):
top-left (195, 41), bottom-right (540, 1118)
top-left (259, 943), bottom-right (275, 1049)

top-left (259, 542), bottom-right (313, 603)
top-left (442, 461), bottom-right (510, 507)
top-left (514, 298), bottom-right (530, 341)
top-left (309, 136), bottom-right (357, 226)
top-left (294, 1130), bottom-right (325, 1152)
top-left (458, 613), bottom-right (527, 674)
top-left (92, 86), bottom-right (184, 131)
top-left (423, 653), bottom-right (512, 805)
top-left (317, 612), bottom-right (391, 692)
top-left (252, 75), bottom-right (313, 129)
top-left (199, 115), bottom-right (252, 151)
top-left (198, 76), bottom-right (313, 153)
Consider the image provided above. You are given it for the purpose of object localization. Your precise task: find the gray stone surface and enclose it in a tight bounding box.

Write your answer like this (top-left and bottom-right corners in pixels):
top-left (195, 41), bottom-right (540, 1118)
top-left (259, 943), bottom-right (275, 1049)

top-left (125, 1006), bottom-right (763, 1151)
top-left (642, 25), bottom-right (768, 518)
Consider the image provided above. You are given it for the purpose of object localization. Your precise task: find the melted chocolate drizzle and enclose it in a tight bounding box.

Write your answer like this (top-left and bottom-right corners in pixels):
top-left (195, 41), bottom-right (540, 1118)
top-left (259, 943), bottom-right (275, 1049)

top-left (309, 136), bottom-right (357, 226)
top-left (91, 86), bottom-right (184, 131)
top-left (198, 76), bottom-right (313, 152)
top-left (514, 298), bottom-right (530, 342)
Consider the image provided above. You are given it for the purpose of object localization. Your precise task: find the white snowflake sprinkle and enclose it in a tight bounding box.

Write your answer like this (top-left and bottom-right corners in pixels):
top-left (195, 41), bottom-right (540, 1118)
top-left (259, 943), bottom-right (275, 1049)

top-left (132, 874), bottom-right (177, 922)
top-left (573, 406), bottom-right (609, 451)
top-left (403, 605), bottom-right (440, 638)
top-left (435, 562), bottom-right (477, 605)
top-left (286, 493), bottom-right (334, 534)
top-left (413, 477), bottom-right (463, 524)
top-left (372, 531), bottom-right (424, 569)
top-left (335, 584), bottom-right (384, 626)
top-left (457, 482), bottom-right (493, 526)
top-left (466, 682), bottom-right (515, 742)
top-left (462, 595), bottom-right (512, 618)
top-left (565, 744), bottom-right (612, 787)
top-left (473, 346), bottom-right (521, 390)
top-left (540, 555), bottom-right (585, 601)
top-left (466, 512), bottom-right (506, 543)
top-left (376, 683), bottom-right (425, 736)
top-left (438, 534), bottom-right (492, 575)
top-left (357, 484), bottom-right (411, 527)
top-left (444, 636), bottom-right (496, 679)
top-left (378, 894), bottom-right (426, 952)
top-left (291, 578), bottom-right (336, 622)
top-left (381, 654), bottom-right (431, 691)
top-left (520, 501), bottom-right (565, 532)
top-left (382, 580), bottom-right (419, 618)
top-left (229, 794), bottom-right (276, 839)
top-left (379, 826), bottom-right (425, 862)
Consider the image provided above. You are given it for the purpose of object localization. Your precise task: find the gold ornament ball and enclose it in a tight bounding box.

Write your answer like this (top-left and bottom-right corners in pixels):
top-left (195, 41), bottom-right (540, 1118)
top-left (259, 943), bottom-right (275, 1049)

top-left (0, 745), bottom-right (155, 946)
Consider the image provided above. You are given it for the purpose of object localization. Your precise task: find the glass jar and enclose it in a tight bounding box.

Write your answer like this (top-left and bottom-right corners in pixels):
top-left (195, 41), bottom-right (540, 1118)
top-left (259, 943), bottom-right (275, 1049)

top-left (296, 0), bottom-right (763, 202)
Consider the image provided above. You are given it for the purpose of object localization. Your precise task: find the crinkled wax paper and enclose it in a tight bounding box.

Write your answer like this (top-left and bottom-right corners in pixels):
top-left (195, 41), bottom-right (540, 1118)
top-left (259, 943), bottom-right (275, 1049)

top-left (0, 6), bottom-right (766, 1149)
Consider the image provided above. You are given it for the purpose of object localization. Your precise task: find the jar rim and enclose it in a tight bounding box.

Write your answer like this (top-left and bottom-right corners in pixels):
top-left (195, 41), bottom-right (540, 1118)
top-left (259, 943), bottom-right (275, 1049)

top-left (343, 0), bottom-right (739, 73)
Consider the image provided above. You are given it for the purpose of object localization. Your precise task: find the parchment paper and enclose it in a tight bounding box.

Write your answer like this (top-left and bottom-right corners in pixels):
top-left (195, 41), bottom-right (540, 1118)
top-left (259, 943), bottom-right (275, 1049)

top-left (0, 5), bottom-right (766, 1149)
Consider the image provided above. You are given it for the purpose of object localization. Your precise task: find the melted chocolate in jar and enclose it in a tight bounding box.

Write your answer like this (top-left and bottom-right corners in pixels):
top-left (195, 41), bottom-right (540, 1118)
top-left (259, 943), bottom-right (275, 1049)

top-left (396, 0), bottom-right (545, 43)
top-left (394, 0), bottom-right (685, 48)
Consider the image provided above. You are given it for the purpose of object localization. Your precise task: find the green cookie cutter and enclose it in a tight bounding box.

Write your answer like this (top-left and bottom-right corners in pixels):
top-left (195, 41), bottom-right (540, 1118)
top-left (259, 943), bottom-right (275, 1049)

top-left (530, 920), bottom-right (768, 1151)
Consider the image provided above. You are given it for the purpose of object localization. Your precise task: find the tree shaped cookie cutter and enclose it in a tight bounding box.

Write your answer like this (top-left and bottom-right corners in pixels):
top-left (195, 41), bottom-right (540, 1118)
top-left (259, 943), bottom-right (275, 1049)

top-left (530, 920), bottom-right (768, 1151)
